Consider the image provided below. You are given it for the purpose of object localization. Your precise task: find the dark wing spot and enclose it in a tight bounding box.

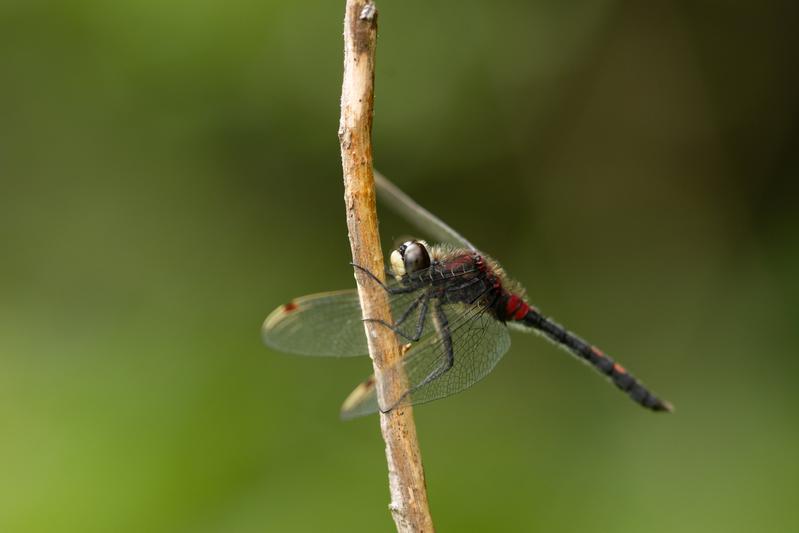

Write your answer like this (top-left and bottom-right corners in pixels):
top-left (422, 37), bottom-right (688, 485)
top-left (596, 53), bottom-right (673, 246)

top-left (283, 301), bottom-right (298, 312)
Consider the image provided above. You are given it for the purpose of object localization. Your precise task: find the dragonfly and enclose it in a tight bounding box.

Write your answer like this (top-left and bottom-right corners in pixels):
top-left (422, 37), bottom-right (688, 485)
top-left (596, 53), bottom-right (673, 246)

top-left (263, 172), bottom-right (672, 419)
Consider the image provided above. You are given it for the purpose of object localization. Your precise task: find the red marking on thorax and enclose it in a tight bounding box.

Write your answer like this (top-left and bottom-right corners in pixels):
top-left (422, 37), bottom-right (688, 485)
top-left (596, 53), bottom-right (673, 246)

top-left (445, 253), bottom-right (475, 270)
top-left (283, 301), bottom-right (298, 312)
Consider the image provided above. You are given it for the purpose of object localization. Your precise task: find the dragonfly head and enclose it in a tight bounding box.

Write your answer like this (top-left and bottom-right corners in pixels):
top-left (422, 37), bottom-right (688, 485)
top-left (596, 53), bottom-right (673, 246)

top-left (391, 240), bottom-right (431, 277)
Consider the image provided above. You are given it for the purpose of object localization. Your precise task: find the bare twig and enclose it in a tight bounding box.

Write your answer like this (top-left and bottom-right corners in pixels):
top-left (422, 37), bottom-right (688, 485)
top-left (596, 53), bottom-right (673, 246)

top-left (337, 2), bottom-right (435, 531)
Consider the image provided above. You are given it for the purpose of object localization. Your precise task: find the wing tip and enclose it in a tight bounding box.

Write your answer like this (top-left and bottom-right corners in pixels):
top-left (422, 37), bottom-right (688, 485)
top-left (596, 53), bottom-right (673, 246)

top-left (340, 376), bottom-right (378, 420)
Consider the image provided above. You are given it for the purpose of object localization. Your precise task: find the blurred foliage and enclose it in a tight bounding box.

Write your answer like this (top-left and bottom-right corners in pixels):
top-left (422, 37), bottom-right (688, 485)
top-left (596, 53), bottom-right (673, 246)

top-left (1, 0), bottom-right (797, 532)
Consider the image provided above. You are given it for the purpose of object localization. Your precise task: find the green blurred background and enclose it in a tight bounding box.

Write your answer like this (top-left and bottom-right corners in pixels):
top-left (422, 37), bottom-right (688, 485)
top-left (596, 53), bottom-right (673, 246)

top-left (1, 0), bottom-right (797, 531)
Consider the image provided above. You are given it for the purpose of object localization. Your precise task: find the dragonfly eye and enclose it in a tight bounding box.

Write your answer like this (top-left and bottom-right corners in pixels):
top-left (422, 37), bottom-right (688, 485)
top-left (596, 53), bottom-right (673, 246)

top-left (402, 241), bottom-right (431, 274)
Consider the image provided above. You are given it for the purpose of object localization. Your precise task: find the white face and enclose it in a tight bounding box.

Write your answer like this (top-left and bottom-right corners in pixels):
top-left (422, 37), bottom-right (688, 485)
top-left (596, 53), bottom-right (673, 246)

top-left (390, 248), bottom-right (406, 277)
top-left (390, 240), bottom-right (430, 279)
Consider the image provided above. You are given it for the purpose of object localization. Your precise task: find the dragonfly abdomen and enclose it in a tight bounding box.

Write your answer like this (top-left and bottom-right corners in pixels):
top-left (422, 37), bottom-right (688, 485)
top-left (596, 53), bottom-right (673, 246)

top-left (502, 293), bottom-right (672, 413)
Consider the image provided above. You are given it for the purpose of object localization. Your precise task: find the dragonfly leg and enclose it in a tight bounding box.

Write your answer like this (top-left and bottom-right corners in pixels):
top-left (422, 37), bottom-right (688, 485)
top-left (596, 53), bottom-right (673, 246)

top-left (400, 301), bottom-right (456, 410)
top-left (390, 291), bottom-right (425, 328)
top-left (351, 263), bottom-right (417, 295)
top-left (410, 295), bottom-right (431, 341)
top-left (420, 301), bottom-right (454, 387)
top-left (380, 300), bottom-right (455, 414)
top-left (364, 291), bottom-right (431, 342)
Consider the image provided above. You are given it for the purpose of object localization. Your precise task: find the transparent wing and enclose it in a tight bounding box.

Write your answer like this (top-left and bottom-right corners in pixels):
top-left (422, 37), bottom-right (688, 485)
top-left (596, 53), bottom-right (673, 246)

top-left (262, 286), bottom-right (431, 357)
top-left (340, 302), bottom-right (512, 419)
top-left (374, 171), bottom-right (480, 253)
top-left (263, 290), bottom-right (367, 356)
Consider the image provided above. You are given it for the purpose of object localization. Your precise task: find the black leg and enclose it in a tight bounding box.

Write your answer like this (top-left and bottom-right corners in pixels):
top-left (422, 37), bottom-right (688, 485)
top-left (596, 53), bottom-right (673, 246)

top-left (351, 263), bottom-right (417, 295)
top-left (418, 289), bottom-right (496, 389)
top-left (364, 291), bottom-right (431, 342)
top-left (382, 300), bottom-right (455, 414)
top-left (417, 301), bottom-right (454, 388)
top-left (410, 295), bottom-right (430, 342)
top-left (390, 291), bottom-right (425, 328)
top-left (380, 288), bottom-right (501, 414)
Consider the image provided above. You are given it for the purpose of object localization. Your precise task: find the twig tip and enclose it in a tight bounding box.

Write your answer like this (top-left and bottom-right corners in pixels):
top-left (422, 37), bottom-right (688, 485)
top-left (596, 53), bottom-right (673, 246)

top-left (360, 2), bottom-right (377, 21)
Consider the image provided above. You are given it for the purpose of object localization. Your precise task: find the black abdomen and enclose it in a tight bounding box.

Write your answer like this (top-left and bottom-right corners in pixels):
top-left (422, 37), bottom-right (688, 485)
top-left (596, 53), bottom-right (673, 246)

top-left (517, 303), bottom-right (672, 412)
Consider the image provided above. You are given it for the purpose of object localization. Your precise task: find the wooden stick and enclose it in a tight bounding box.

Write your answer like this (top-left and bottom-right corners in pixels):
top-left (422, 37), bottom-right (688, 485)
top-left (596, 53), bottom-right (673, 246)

top-left (338, 2), bottom-right (435, 531)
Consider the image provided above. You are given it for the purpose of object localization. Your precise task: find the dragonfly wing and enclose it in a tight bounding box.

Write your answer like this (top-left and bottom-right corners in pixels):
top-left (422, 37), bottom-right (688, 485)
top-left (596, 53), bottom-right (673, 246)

top-left (374, 171), bottom-right (480, 253)
top-left (340, 374), bottom-right (381, 419)
top-left (263, 286), bottom-right (430, 357)
top-left (263, 289), bottom-right (367, 356)
top-left (340, 302), bottom-right (511, 418)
